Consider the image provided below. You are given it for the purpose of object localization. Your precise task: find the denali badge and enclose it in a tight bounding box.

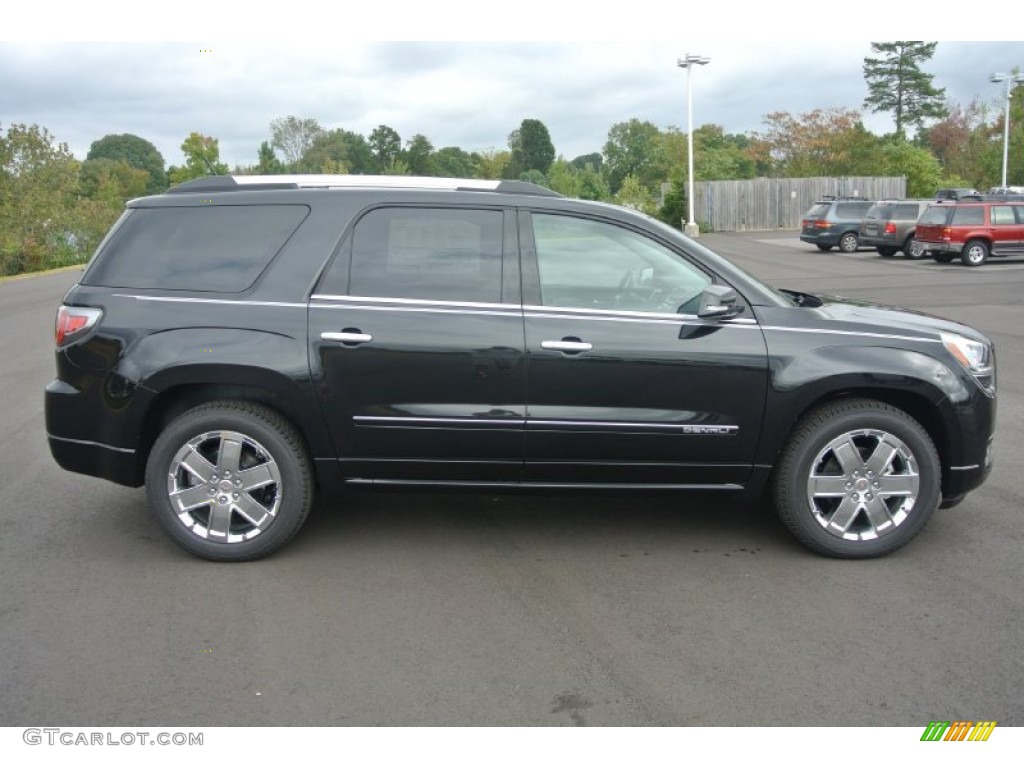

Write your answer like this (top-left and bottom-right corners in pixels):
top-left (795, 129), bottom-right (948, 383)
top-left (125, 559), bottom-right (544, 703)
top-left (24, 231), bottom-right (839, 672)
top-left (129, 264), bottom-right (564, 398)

top-left (682, 425), bottom-right (737, 435)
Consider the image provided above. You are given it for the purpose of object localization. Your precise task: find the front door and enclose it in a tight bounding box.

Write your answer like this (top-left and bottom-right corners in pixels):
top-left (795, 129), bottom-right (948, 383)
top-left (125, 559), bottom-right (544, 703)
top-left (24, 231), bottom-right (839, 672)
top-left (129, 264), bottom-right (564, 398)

top-left (520, 211), bottom-right (768, 486)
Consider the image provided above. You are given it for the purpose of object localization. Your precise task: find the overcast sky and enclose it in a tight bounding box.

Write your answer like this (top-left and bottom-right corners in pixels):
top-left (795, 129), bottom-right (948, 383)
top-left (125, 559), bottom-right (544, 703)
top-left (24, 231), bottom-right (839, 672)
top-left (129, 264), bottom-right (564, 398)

top-left (3, 6), bottom-right (1022, 171)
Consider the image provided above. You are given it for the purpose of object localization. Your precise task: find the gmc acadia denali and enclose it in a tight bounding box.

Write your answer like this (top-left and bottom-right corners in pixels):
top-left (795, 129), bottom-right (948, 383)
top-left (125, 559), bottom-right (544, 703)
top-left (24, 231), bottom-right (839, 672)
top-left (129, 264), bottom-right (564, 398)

top-left (45, 175), bottom-right (996, 561)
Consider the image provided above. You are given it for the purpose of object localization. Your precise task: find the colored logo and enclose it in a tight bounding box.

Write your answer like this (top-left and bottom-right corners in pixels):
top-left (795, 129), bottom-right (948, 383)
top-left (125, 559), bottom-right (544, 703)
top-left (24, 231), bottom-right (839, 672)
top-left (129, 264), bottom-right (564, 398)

top-left (920, 721), bottom-right (996, 741)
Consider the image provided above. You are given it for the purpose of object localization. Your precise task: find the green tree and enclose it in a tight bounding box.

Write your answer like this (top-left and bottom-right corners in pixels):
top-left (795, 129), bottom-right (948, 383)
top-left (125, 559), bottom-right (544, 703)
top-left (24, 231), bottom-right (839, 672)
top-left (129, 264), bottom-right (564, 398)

top-left (508, 119), bottom-right (555, 177)
top-left (614, 173), bottom-right (656, 214)
top-left (1, 123), bottom-right (117, 275)
top-left (78, 158), bottom-right (149, 201)
top-left (570, 153), bottom-right (603, 172)
top-left (86, 133), bottom-right (167, 193)
top-left (404, 134), bottom-right (436, 176)
top-left (518, 168), bottom-right (548, 187)
top-left (255, 142), bottom-right (285, 174)
top-left (168, 132), bottom-right (229, 185)
top-left (369, 125), bottom-right (402, 173)
top-left (269, 116), bottom-right (324, 168)
top-left (603, 119), bottom-right (667, 194)
top-left (475, 148), bottom-right (511, 180)
top-left (433, 146), bottom-right (477, 178)
top-left (863, 42), bottom-right (947, 137)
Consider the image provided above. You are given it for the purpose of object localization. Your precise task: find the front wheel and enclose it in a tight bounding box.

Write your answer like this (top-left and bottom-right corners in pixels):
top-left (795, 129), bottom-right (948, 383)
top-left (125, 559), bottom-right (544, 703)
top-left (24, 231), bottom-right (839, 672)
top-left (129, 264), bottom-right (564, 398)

top-left (838, 232), bottom-right (859, 253)
top-left (145, 401), bottom-right (314, 561)
top-left (773, 399), bottom-right (940, 558)
top-left (961, 239), bottom-right (989, 267)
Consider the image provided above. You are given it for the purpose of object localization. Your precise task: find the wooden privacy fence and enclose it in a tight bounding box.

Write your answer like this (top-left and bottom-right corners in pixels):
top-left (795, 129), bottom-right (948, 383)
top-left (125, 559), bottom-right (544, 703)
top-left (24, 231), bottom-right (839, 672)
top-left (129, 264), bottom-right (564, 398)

top-left (689, 177), bottom-right (907, 232)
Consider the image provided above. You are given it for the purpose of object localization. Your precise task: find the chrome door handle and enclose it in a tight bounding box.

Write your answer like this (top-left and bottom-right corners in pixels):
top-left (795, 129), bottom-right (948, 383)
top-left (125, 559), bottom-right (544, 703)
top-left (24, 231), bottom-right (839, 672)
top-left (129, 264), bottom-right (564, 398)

top-left (541, 340), bottom-right (593, 353)
top-left (322, 331), bottom-right (373, 344)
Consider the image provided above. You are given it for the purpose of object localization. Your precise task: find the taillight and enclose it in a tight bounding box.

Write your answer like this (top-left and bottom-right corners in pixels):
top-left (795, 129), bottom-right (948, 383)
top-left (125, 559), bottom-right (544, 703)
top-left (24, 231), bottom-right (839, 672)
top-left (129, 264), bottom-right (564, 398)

top-left (884, 222), bottom-right (896, 234)
top-left (942, 227), bottom-right (952, 242)
top-left (813, 219), bottom-right (829, 228)
top-left (55, 306), bottom-right (102, 347)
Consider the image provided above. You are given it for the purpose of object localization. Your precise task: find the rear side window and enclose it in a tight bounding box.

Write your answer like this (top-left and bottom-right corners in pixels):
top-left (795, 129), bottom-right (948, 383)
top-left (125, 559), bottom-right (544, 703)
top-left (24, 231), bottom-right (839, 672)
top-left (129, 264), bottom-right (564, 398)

top-left (835, 202), bottom-right (871, 218)
top-left (349, 208), bottom-right (503, 303)
top-left (951, 206), bottom-right (985, 226)
top-left (894, 203), bottom-right (922, 219)
top-left (991, 206), bottom-right (1015, 225)
top-left (83, 205), bottom-right (308, 292)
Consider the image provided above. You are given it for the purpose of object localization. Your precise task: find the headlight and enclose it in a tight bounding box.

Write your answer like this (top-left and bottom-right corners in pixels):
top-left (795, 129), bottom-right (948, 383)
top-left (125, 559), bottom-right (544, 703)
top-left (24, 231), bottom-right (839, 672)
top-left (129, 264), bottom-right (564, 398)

top-left (941, 332), bottom-right (995, 392)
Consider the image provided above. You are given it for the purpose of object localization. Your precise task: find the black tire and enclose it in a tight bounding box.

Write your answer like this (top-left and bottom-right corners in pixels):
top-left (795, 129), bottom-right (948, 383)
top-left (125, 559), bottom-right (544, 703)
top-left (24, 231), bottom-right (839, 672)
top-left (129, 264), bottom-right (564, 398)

top-left (816, 244), bottom-right (832, 252)
top-left (904, 236), bottom-right (925, 259)
top-left (145, 400), bottom-right (314, 561)
top-left (933, 253), bottom-right (955, 263)
top-left (961, 239), bottom-right (989, 267)
top-left (838, 232), bottom-right (859, 254)
top-left (773, 399), bottom-right (940, 559)
top-left (877, 247), bottom-right (898, 258)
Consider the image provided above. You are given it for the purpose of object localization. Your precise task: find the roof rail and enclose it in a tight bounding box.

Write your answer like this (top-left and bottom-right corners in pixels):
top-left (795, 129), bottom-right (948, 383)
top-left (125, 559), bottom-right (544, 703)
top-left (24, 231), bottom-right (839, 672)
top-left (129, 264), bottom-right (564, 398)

top-left (167, 174), bottom-right (562, 198)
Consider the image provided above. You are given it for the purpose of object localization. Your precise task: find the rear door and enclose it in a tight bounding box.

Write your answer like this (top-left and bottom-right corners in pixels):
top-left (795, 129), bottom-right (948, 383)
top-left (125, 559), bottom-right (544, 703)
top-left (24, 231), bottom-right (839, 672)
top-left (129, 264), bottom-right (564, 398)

top-left (519, 210), bottom-right (769, 486)
top-left (308, 205), bottom-right (526, 482)
top-left (990, 204), bottom-right (1024, 256)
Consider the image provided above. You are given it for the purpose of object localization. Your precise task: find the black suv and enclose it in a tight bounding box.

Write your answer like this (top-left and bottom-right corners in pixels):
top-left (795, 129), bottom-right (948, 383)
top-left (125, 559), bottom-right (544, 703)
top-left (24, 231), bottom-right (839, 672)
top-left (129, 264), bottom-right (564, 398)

top-left (46, 175), bottom-right (996, 561)
top-left (800, 197), bottom-right (874, 253)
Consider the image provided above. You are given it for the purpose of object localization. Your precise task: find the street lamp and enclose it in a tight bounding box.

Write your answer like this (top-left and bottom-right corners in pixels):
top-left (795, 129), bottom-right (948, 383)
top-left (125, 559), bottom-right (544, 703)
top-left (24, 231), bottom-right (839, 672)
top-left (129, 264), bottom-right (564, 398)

top-left (990, 71), bottom-right (1024, 189)
top-left (677, 53), bottom-right (710, 237)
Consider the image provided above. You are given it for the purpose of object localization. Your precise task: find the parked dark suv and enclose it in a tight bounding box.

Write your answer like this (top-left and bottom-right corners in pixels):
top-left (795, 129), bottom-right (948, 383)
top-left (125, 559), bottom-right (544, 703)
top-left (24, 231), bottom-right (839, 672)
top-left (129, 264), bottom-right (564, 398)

top-left (800, 198), bottom-right (874, 253)
top-left (859, 199), bottom-right (932, 258)
top-left (46, 175), bottom-right (996, 561)
top-left (915, 199), bottom-right (1024, 266)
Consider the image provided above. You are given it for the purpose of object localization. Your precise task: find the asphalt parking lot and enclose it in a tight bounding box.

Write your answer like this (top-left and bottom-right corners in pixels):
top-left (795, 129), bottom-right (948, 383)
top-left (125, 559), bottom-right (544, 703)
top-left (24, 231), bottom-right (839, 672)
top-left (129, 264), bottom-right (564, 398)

top-left (1, 231), bottom-right (1021, 727)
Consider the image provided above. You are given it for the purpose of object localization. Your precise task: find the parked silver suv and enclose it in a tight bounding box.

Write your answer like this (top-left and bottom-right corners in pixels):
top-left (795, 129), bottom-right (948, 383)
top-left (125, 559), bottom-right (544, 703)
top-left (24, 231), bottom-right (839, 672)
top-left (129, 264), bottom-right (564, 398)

top-left (859, 200), bottom-right (932, 258)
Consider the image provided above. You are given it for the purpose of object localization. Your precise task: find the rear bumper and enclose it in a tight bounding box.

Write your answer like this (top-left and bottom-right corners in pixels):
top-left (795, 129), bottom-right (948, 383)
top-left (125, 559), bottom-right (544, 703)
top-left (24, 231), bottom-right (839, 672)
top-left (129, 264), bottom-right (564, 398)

top-left (45, 378), bottom-right (145, 487)
top-left (800, 232), bottom-right (838, 246)
top-left (919, 241), bottom-right (957, 253)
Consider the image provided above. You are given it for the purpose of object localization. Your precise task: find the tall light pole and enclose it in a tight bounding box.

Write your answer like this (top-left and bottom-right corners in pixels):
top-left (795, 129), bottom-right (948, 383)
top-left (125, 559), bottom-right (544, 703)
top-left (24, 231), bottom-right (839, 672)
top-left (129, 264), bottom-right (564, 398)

top-left (677, 53), bottom-right (710, 237)
top-left (990, 71), bottom-right (1024, 189)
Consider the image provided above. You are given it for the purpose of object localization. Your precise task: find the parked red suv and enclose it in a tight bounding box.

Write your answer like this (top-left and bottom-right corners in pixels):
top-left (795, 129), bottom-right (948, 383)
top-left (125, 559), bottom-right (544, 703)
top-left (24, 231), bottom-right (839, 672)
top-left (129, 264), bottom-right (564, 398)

top-left (915, 199), bottom-right (1024, 266)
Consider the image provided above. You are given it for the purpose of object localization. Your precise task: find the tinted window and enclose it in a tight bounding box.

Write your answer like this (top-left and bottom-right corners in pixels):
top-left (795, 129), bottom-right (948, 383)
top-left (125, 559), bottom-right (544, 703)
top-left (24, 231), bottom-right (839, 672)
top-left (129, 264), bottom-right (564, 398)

top-left (894, 203), bottom-right (923, 220)
top-left (84, 205), bottom-right (308, 292)
top-left (919, 206), bottom-right (951, 226)
top-left (835, 202), bottom-right (872, 219)
top-left (532, 214), bottom-right (710, 314)
top-left (991, 206), bottom-right (1015, 225)
top-left (952, 206), bottom-right (985, 226)
top-left (349, 208), bottom-right (502, 303)
top-left (805, 204), bottom-right (830, 218)
top-left (865, 204), bottom-right (892, 220)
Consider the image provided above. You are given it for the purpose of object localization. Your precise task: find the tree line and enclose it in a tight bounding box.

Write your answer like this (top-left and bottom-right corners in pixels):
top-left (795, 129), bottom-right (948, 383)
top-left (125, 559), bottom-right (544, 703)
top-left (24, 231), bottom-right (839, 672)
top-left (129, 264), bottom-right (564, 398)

top-left (2, 41), bottom-right (1021, 277)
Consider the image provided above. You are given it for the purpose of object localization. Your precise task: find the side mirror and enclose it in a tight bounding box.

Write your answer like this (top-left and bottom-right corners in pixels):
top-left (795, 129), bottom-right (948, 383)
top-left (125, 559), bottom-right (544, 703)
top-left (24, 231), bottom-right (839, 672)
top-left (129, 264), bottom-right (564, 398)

top-left (697, 284), bottom-right (742, 319)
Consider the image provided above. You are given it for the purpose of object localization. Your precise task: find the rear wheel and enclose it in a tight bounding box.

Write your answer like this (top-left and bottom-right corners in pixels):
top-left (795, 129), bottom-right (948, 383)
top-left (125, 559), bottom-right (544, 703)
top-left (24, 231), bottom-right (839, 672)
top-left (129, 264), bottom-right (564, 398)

top-left (905, 237), bottom-right (926, 259)
top-left (816, 244), bottom-right (832, 252)
top-left (773, 399), bottom-right (940, 558)
top-left (961, 239), bottom-right (989, 267)
top-left (145, 401), bottom-right (314, 561)
top-left (838, 232), bottom-right (859, 254)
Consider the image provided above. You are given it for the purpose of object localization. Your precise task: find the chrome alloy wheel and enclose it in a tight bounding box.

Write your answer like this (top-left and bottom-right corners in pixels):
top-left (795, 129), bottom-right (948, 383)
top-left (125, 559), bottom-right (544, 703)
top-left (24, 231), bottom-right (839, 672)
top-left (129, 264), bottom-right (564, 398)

top-left (166, 430), bottom-right (282, 543)
top-left (805, 429), bottom-right (920, 541)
